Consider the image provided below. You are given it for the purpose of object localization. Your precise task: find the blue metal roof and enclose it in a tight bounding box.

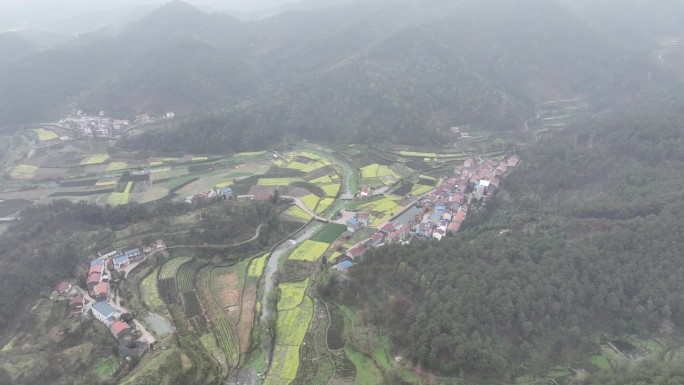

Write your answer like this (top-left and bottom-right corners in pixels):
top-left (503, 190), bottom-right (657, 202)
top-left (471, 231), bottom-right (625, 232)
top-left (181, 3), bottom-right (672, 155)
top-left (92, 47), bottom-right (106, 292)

top-left (221, 187), bottom-right (233, 194)
top-left (91, 258), bottom-right (104, 266)
top-left (112, 255), bottom-right (129, 264)
top-left (125, 248), bottom-right (140, 256)
top-left (92, 301), bottom-right (116, 316)
top-left (339, 261), bottom-right (353, 270)
top-left (347, 218), bottom-right (359, 225)
top-left (435, 205), bottom-right (446, 211)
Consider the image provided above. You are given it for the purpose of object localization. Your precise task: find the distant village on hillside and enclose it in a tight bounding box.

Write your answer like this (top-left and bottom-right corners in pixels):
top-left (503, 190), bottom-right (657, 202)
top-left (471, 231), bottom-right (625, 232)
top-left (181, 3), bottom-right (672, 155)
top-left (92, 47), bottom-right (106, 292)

top-left (56, 110), bottom-right (175, 139)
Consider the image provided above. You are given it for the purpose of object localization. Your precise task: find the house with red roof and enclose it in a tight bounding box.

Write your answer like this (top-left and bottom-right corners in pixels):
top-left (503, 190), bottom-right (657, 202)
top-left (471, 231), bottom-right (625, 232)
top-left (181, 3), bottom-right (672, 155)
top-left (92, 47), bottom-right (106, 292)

top-left (380, 223), bottom-right (396, 235)
top-left (68, 295), bottom-right (84, 315)
top-left (54, 281), bottom-right (72, 296)
top-left (87, 272), bottom-right (101, 291)
top-left (448, 221), bottom-right (461, 233)
top-left (454, 210), bottom-right (467, 224)
top-left (368, 232), bottom-right (385, 248)
top-left (507, 155), bottom-right (520, 167)
top-left (346, 244), bottom-right (366, 260)
top-left (92, 282), bottom-right (109, 300)
top-left (110, 320), bottom-right (132, 340)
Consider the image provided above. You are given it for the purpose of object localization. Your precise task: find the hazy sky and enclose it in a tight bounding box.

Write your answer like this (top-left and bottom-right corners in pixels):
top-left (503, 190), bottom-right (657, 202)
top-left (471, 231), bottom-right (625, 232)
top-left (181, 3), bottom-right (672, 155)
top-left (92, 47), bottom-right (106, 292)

top-left (1, 0), bottom-right (297, 12)
top-left (0, 0), bottom-right (298, 31)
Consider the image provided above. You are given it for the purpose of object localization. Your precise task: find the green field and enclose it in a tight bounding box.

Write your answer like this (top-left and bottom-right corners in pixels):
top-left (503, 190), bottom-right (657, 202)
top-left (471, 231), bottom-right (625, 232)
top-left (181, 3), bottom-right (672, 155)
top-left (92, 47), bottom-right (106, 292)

top-left (310, 224), bottom-right (347, 243)
top-left (283, 206), bottom-right (312, 221)
top-left (10, 164), bottom-right (38, 179)
top-left (80, 154), bottom-right (110, 165)
top-left (321, 183), bottom-right (341, 197)
top-left (247, 253), bottom-right (268, 278)
top-left (345, 348), bottom-right (383, 385)
top-left (278, 279), bottom-right (309, 310)
top-left (32, 128), bottom-right (58, 141)
top-left (160, 257), bottom-right (193, 279)
top-left (315, 197), bottom-right (335, 214)
top-left (276, 296), bottom-right (313, 346)
top-left (300, 194), bottom-right (320, 212)
top-left (141, 268), bottom-right (164, 311)
top-left (106, 162), bottom-right (128, 171)
top-left (258, 177), bottom-right (303, 186)
top-left (265, 345), bottom-right (301, 383)
top-left (107, 192), bottom-right (129, 205)
top-left (590, 355), bottom-right (611, 370)
top-left (288, 240), bottom-right (329, 262)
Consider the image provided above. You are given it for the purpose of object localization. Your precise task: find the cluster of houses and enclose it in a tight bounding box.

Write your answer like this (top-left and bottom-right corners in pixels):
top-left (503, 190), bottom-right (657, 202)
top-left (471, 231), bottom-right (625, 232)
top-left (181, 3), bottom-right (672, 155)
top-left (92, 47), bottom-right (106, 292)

top-left (58, 110), bottom-right (174, 138)
top-left (53, 240), bottom-right (166, 355)
top-left (332, 155), bottom-right (521, 270)
top-left (185, 185), bottom-right (234, 204)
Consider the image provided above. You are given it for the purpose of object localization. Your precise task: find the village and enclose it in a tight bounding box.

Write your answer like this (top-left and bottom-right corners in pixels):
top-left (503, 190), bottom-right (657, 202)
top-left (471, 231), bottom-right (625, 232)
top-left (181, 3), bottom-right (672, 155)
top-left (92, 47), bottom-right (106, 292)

top-left (330, 155), bottom-right (520, 270)
top-left (56, 110), bottom-right (175, 139)
top-left (52, 239), bottom-right (167, 358)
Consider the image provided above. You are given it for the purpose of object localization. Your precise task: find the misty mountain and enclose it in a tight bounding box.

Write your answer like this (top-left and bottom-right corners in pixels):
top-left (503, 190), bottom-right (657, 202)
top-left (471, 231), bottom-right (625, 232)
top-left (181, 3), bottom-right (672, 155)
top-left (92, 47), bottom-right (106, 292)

top-left (0, 33), bottom-right (40, 63)
top-left (0, 0), bottom-right (674, 145)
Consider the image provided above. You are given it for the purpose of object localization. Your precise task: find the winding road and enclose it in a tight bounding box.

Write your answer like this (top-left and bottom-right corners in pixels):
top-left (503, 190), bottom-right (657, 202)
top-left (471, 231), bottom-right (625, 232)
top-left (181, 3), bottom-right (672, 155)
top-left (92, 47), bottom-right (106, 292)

top-left (165, 223), bottom-right (265, 250)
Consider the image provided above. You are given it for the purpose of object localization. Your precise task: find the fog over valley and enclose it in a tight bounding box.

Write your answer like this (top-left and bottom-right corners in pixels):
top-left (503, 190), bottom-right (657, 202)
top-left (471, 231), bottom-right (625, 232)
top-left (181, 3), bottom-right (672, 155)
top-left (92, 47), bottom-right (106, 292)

top-left (1, 1), bottom-right (684, 385)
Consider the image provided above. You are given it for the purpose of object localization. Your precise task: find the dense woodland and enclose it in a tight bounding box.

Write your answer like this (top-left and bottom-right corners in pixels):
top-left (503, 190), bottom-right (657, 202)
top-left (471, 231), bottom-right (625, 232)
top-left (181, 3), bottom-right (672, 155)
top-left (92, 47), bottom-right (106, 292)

top-left (327, 111), bottom-right (684, 378)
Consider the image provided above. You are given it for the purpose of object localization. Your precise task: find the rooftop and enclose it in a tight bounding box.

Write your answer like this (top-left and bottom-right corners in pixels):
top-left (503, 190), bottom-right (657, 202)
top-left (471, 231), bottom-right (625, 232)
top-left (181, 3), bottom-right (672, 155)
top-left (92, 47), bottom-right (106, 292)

top-left (92, 301), bottom-right (117, 316)
top-left (90, 258), bottom-right (105, 266)
top-left (112, 255), bottom-right (130, 264)
top-left (111, 320), bottom-right (131, 335)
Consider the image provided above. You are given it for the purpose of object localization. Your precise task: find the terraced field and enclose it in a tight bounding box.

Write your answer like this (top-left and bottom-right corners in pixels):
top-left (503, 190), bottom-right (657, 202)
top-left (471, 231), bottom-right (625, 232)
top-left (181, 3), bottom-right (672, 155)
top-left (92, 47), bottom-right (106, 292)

top-left (140, 268), bottom-right (164, 311)
top-left (278, 279), bottom-right (309, 311)
top-left (247, 253), bottom-right (268, 278)
top-left (283, 206), bottom-right (312, 222)
top-left (160, 257), bottom-right (192, 279)
top-left (10, 164), bottom-right (38, 179)
top-left (300, 194), bottom-right (321, 212)
top-left (310, 224), bottom-right (347, 243)
top-left (288, 240), bottom-right (329, 262)
top-left (276, 296), bottom-right (313, 346)
top-left (80, 154), bottom-right (110, 165)
top-left (32, 128), bottom-right (58, 141)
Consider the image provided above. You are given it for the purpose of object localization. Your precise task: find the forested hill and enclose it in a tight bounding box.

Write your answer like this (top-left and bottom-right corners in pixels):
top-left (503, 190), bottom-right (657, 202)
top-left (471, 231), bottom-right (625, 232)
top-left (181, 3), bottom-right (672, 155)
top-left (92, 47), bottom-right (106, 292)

top-left (0, 0), bottom-right (668, 146)
top-left (326, 111), bottom-right (684, 378)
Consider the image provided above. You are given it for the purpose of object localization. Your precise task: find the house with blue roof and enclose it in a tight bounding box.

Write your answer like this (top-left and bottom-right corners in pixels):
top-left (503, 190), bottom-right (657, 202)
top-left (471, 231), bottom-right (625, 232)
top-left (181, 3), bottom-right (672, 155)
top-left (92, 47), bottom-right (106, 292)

top-left (112, 255), bottom-right (130, 270)
top-left (346, 217), bottom-right (360, 232)
top-left (337, 260), bottom-right (353, 271)
top-left (91, 258), bottom-right (104, 266)
top-left (92, 301), bottom-right (119, 326)
top-left (125, 248), bottom-right (141, 259)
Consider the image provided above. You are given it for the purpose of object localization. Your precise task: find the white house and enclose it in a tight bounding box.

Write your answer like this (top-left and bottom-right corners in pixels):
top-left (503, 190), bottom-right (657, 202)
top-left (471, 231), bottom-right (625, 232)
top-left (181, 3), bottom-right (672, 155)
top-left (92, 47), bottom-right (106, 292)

top-left (92, 302), bottom-right (119, 326)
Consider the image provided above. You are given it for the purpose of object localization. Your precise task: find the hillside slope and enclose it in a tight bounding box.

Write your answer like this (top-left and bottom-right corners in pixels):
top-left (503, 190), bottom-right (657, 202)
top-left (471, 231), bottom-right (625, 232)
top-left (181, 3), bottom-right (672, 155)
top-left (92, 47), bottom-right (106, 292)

top-left (0, 0), bottom-right (663, 146)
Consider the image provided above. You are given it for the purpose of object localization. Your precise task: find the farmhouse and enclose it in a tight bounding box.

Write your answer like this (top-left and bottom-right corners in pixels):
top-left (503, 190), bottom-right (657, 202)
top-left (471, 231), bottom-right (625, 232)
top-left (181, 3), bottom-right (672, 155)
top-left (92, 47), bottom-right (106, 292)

top-left (346, 244), bottom-right (366, 260)
top-left (368, 232), bottom-right (385, 248)
top-left (112, 255), bottom-right (131, 270)
top-left (91, 258), bottom-right (105, 267)
top-left (125, 248), bottom-right (141, 259)
top-left (68, 295), bottom-right (84, 315)
top-left (87, 272), bottom-right (102, 291)
top-left (54, 281), bottom-right (72, 296)
top-left (92, 282), bottom-right (110, 300)
top-left (334, 260), bottom-right (354, 271)
top-left (110, 320), bottom-right (133, 340)
top-left (507, 155), bottom-right (520, 167)
top-left (98, 247), bottom-right (118, 259)
top-left (92, 301), bottom-right (119, 326)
